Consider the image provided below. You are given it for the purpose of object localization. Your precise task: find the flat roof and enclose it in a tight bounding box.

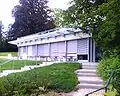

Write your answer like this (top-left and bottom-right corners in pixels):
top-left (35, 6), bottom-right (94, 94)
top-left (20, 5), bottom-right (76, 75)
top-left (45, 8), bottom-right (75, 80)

top-left (8, 27), bottom-right (87, 45)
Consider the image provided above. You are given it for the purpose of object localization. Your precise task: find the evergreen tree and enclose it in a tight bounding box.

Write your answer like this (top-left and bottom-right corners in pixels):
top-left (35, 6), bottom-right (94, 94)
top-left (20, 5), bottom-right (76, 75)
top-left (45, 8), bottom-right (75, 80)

top-left (9, 0), bottom-right (56, 40)
top-left (0, 21), bottom-right (3, 39)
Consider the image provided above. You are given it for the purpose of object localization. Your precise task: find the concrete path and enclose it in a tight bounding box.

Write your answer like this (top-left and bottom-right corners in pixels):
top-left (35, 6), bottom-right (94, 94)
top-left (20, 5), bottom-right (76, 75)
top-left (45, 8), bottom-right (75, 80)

top-left (73, 62), bottom-right (104, 96)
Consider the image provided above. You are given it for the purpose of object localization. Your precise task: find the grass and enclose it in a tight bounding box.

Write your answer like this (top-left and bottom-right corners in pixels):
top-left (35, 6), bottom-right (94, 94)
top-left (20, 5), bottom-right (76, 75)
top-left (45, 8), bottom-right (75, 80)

top-left (0, 62), bottom-right (80, 95)
top-left (0, 52), bottom-right (18, 56)
top-left (0, 59), bottom-right (42, 71)
top-left (0, 59), bottom-right (7, 64)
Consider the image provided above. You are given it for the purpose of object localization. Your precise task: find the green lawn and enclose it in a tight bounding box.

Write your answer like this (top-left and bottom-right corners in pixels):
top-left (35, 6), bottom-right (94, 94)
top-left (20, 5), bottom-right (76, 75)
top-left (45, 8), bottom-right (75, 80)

top-left (0, 62), bottom-right (80, 96)
top-left (0, 59), bottom-right (7, 64)
top-left (0, 52), bottom-right (18, 57)
top-left (0, 59), bottom-right (42, 71)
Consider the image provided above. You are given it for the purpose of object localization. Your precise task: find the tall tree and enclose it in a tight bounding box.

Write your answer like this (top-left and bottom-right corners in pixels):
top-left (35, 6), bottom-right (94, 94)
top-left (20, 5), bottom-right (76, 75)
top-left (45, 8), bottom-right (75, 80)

top-left (64, 0), bottom-right (120, 52)
top-left (64, 0), bottom-right (106, 29)
top-left (0, 21), bottom-right (3, 39)
top-left (53, 8), bottom-right (74, 27)
top-left (9, 0), bottom-right (56, 40)
top-left (53, 8), bottom-right (65, 27)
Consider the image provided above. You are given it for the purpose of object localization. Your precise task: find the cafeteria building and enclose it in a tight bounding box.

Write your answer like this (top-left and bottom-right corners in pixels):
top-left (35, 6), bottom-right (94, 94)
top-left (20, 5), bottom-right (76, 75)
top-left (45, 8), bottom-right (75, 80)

top-left (9, 27), bottom-right (97, 62)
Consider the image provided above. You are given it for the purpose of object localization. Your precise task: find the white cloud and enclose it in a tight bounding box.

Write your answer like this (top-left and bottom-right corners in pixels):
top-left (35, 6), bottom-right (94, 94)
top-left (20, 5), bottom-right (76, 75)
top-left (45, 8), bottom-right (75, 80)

top-left (48, 0), bottom-right (71, 10)
top-left (0, 0), bottom-right (19, 29)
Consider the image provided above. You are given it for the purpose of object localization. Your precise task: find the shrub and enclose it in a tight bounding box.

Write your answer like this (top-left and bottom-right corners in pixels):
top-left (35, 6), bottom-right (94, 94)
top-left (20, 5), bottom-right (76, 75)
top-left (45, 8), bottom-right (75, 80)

top-left (0, 62), bottom-right (80, 95)
top-left (97, 56), bottom-right (120, 94)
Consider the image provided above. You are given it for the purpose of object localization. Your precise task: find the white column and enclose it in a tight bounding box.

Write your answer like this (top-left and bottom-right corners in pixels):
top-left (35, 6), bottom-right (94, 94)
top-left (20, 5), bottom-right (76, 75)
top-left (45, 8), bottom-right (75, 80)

top-left (26, 45), bottom-right (28, 59)
top-left (65, 41), bottom-right (67, 61)
top-left (88, 38), bottom-right (90, 62)
top-left (48, 43), bottom-right (51, 58)
top-left (93, 41), bottom-right (96, 62)
top-left (18, 47), bottom-right (20, 57)
top-left (36, 44), bottom-right (38, 60)
top-left (89, 38), bottom-right (93, 62)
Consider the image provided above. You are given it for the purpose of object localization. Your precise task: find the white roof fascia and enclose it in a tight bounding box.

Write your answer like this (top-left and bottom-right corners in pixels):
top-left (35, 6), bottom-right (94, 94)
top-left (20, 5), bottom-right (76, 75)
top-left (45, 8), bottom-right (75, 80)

top-left (8, 28), bottom-right (88, 45)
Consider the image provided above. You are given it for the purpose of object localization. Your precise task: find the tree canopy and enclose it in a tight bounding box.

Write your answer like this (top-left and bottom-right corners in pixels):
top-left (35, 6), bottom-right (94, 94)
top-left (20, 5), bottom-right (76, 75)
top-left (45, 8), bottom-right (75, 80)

top-left (64, 0), bottom-right (120, 52)
top-left (0, 21), bottom-right (3, 39)
top-left (9, 0), bottom-right (56, 40)
top-left (53, 8), bottom-right (75, 27)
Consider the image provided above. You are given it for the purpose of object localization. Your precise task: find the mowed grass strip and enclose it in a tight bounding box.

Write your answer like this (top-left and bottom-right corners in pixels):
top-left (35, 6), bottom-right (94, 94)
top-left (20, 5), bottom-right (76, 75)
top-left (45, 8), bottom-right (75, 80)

top-left (0, 60), bottom-right (42, 71)
top-left (0, 59), bottom-right (7, 64)
top-left (0, 52), bottom-right (18, 57)
top-left (0, 62), bottom-right (80, 95)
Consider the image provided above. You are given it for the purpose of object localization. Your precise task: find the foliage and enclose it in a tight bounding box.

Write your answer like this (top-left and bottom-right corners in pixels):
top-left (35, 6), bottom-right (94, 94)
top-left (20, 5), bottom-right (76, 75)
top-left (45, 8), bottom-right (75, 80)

top-left (0, 62), bottom-right (80, 95)
top-left (64, 0), bottom-right (106, 28)
top-left (53, 8), bottom-right (74, 27)
top-left (0, 59), bottom-right (42, 71)
top-left (0, 39), bottom-right (17, 52)
top-left (0, 21), bottom-right (17, 52)
top-left (104, 91), bottom-right (117, 96)
top-left (8, 0), bottom-right (56, 40)
top-left (0, 21), bottom-right (3, 39)
top-left (97, 55), bottom-right (120, 94)
top-left (64, 0), bottom-right (120, 53)
top-left (93, 0), bottom-right (120, 51)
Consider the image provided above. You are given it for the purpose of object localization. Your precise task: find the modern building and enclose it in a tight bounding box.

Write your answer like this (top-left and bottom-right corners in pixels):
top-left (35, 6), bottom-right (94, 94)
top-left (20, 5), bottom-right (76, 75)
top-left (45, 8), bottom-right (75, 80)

top-left (9, 28), bottom-right (97, 62)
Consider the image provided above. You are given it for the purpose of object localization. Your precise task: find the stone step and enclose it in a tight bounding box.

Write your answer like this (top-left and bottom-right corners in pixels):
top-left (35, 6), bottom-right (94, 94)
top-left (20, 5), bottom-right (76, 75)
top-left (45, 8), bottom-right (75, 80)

top-left (82, 63), bottom-right (97, 67)
top-left (82, 62), bottom-right (98, 66)
top-left (77, 83), bottom-right (104, 89)
top-left (82, 62), bottom-right (98, 65)
top-left (82, 65), bottom-right (96, 69)
top-left (78, 77), bottom-right (103, 84)
top-left (76, 69), bottom-right (96, 74)
top-left (77, 73), bottom-right (97, 77)
top-left (80, 80), bottom-right (104, 85)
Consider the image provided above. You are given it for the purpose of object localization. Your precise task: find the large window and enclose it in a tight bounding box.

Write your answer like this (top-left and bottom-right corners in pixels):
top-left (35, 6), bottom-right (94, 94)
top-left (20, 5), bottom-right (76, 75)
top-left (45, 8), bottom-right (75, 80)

top-left (77, 55), bottom-right (88, 60)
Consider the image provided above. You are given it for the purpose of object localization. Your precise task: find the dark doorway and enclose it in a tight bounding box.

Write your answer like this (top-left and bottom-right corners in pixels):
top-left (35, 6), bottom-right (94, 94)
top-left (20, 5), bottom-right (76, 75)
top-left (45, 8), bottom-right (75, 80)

top-left (77, 55), bottom-right (88, 60)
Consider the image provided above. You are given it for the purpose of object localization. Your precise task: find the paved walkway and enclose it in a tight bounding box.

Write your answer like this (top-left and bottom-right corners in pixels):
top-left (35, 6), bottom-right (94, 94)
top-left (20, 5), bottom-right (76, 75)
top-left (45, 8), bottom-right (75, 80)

top-left (73, 62), bottom-right (104, 96)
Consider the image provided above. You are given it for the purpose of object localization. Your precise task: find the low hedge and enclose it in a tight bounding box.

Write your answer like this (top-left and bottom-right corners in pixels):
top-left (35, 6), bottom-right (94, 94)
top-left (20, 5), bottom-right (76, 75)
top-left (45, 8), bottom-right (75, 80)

top-left (0, 62), bottom-right (80, 96)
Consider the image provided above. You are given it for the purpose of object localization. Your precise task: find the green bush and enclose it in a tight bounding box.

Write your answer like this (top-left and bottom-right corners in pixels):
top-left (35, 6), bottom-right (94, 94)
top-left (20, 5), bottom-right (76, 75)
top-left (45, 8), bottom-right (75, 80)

top-left (97, 56), bottom-right (120, 94)
top-left (0, 62), bottom-right (80, 95)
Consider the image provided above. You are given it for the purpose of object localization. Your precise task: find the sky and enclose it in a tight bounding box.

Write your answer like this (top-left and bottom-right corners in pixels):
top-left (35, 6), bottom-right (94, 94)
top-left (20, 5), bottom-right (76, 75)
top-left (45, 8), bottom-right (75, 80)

top-left (0, 0), bottom-right (71, 30)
